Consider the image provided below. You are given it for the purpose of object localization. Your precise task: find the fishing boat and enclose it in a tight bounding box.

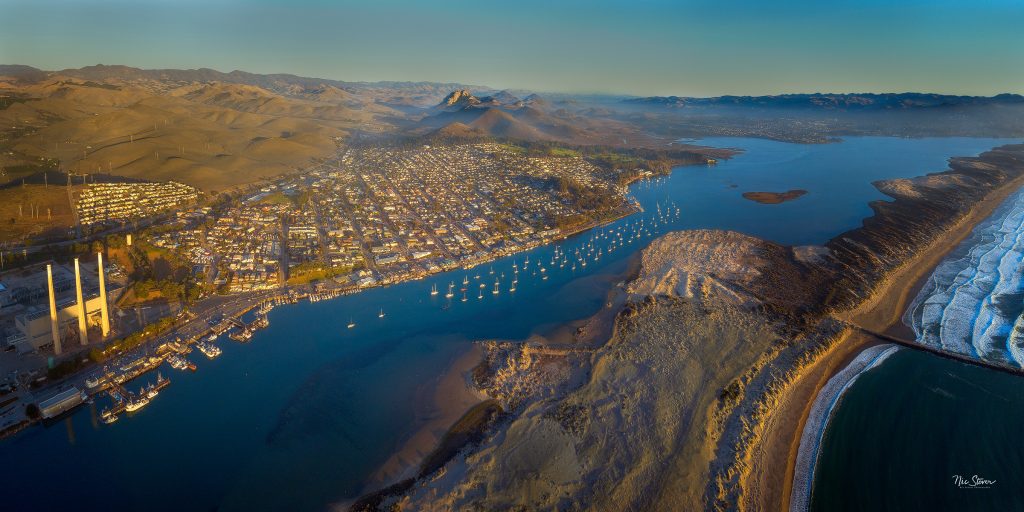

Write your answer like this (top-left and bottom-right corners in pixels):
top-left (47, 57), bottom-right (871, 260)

top-left (101, 408), bottom-right (119, 424)
top-left (124, 393), bottom-right (150, 413)
top-left (197, 342), bottom-right (221, 359)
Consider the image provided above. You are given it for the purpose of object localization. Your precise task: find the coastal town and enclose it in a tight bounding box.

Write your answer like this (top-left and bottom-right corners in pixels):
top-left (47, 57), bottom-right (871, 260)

top-left (153, 143), bottom-right (638, 292)
top-left (0, 141), bottom-right (651, 437)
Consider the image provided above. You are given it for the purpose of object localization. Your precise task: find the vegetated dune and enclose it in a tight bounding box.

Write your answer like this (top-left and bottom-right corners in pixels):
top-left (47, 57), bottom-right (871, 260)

top-left (392, 230), bottom-right (820, 511)
top-left (385, 144), bottom-right (1024, 512)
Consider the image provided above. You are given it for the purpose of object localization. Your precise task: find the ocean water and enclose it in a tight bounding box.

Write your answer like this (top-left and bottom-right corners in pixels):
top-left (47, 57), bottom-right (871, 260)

top-left (811, 350), bottom-right (1024, 511)
top-left (1, 137), bottom-right (1013, 511)
top-left (812, 145), bottom-right (1024, 511)
top-left (904, 187), bottom-right (1024, 365)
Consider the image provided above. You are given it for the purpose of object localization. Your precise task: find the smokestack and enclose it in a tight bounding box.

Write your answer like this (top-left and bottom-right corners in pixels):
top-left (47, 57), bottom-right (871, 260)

top-left (74, 258), bottom-right (88, 345)
top-left (47, 264), bottom-right (61, 356)
top-left (97, 253), bottom-right (110, 337)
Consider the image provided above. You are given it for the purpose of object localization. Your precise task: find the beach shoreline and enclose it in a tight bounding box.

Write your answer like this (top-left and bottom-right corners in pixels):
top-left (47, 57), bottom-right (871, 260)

top-left (757, 168), bottom-right (1024, 512)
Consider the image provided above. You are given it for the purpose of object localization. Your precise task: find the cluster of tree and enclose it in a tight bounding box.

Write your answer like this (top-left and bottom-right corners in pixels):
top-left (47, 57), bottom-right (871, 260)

top-left (132, 278), bottom-right (186, 301)
top-left (551, 176), bottom-right (621, 211)
top-left (285, 261), bottom-right (358, 285)
top-left (93, 315), bottom-right (177, 362)
top-left (554, 213), bottom-right (591, 232)
top-left (46, 356), bottom-right (89, 380)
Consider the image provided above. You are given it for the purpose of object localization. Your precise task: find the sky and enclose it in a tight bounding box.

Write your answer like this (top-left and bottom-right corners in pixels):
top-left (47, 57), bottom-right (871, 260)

top-left (1, 0), bottom-right (1022, 97)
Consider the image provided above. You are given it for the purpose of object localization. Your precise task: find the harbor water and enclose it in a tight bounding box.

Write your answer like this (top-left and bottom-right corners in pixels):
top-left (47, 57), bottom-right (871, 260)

top-left (1, 137), bottom-right (1013, 511)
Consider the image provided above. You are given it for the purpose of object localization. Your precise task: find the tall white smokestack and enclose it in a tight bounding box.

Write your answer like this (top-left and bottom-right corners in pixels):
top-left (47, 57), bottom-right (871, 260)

top-left (47, 264), bottom-right (61, 355)
top-left (97, 253), bottom-right (110, 337)
top-left (74, 258), bottom-right (88, 345)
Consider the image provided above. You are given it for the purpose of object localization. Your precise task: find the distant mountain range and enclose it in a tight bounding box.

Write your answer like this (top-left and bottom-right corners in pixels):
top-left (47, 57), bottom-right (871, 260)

top-left (0, 64), bottom-right (493, 108)
top-left (621, 92), bottom-right (1024, 110)
top-left (3, 63), bottom-right (1023, 191)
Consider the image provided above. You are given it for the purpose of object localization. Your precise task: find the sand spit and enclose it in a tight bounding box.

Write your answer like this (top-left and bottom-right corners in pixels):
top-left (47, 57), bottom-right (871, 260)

top-left (360, 144), bottom-right (1024, 511)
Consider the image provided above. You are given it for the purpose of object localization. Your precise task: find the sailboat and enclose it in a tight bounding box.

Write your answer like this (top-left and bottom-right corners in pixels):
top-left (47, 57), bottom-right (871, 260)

top-left (430, 284), bottom-right (438, 296)
top-left (463, 275), bottom-right (469, 286)
top-left (445, 282), bottom-right (455, 299)
top-left (461, 291), bottom-right (468, 302)
top-left (492, 281), bottom-right (500, 295)
top-left (477, 289), bottom-right (483, 299)
top-left (347, 317), bottom-right (356, 329)
top-left (378, 308), bottom-right (385, 318)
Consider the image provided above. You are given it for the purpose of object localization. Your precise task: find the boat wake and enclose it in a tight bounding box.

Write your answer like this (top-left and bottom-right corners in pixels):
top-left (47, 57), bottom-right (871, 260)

top-left (904, 188), bottom-right (1024, 367)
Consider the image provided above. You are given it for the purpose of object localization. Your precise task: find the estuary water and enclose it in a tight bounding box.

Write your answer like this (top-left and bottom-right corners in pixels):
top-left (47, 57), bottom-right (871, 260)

top-left (2, 137), bottom-right (1013, 511)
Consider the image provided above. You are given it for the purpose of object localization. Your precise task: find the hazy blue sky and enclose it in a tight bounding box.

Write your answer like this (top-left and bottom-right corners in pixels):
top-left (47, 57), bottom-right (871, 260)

top-left (2, 0), bottom-right (1022, 96)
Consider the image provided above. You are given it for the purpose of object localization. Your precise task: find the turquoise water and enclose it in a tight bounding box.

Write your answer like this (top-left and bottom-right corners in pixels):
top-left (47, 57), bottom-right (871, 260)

top-left (3, 137), bottom-right (1014, 511)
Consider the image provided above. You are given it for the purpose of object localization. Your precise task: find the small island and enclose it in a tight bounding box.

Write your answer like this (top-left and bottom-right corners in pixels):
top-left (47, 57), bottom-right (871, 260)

top-left (742, 189), bottom-right (808, 204)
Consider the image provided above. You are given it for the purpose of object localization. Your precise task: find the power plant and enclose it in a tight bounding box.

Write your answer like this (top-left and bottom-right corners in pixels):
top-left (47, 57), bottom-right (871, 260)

top-left (1, 254), bottom-right (117, 355)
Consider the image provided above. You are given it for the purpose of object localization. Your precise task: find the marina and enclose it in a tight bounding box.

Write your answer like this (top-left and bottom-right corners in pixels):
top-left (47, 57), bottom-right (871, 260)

top-left (2, 137), bottom-right (1015, 512)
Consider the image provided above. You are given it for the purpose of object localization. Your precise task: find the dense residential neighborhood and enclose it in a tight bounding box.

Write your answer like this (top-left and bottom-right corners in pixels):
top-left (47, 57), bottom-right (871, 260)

top-left (75, 181), bottom-right (198, 227)
top-left (149, 143), bottom-right (638, 292)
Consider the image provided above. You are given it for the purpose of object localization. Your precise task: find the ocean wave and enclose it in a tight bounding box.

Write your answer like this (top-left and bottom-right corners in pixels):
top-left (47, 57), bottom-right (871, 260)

top-left (905, 187), bottom-right (1024, 367)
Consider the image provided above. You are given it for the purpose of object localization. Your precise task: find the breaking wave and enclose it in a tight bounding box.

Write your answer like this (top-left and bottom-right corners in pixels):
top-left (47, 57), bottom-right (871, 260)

top-left (904, 187), bottom-right (1024, 366)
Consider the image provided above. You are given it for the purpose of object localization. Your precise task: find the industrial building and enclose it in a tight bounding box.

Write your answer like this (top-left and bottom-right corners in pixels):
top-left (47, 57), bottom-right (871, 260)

top-left (1, 255), bottom-right (116, 355)
top-left (38, 387), bottom-right (85, 419)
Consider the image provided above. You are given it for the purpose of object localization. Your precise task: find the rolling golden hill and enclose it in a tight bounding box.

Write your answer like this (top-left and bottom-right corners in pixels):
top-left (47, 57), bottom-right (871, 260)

top-left (0, 73), bottom-right (399, 191)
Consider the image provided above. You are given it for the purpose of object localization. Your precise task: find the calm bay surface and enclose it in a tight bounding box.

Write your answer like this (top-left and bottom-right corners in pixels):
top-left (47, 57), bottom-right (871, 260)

top-left (3, 137), bottom-right (1014, 511)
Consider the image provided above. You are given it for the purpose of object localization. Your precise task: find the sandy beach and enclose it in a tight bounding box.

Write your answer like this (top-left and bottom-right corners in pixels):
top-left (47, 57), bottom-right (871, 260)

top-left (750, 169), bottom-right (1024, 512)
top-left (355, 344), bottom-right (487, 496)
